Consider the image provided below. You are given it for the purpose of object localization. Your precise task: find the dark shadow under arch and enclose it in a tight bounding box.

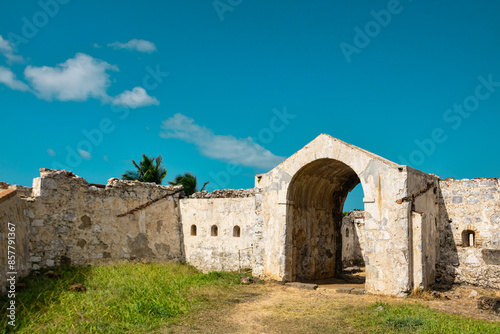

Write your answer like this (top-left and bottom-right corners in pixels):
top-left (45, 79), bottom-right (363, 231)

top-left (286, 158), bottom-right (363, 281)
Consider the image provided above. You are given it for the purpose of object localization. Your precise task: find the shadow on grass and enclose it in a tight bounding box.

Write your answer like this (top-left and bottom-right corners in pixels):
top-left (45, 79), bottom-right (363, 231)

top-left (0, 266), bottom-right (93, 333)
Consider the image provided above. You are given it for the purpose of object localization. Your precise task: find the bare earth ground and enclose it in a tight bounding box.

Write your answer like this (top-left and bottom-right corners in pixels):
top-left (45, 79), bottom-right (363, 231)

top-left (168, 282), bottom-right (499, 334)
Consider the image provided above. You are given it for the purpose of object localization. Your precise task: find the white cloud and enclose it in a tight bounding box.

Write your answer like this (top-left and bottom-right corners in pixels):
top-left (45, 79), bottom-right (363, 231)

top-left (0, 51), bottom-right (159, 108)
top-left (5, 54), bottom-right (24, 64)
top-left (47, 148), bottom-right (56, 157)
top-left (160, 113), bottom-right (285, 170)
top-left (0, 35), bottom-right (24, 64)
top-left (112, 86), bottom-right (159, 108)
top-left (78, 149), bottom-right (92, 160)
top-left (24, 53), bottom-right (117, 102)
top-left (0, 36), bottom-right (13, 55)
top-left (0, 35), bottom-right (27, 91)
top-left (92, 43), bottom-right (102, 48)
top-left (0, 66), bottom-right (29, 91)
top-left (108, 39), bottom-right (157, 53)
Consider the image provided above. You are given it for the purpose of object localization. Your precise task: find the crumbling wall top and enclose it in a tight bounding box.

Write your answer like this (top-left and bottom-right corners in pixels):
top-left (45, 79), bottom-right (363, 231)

top-left (441, 177), bottom-right (499, 183)
top-left (105, 178), bottom-right (181, 192)
top-left (344, 210), bottom-right (365, 219)
top-left (190, 188), bottom-right (256, 199)
top-left (0, 181), bottom-right (32, 197)
top-left (33, 168), bottom-right (182, 198)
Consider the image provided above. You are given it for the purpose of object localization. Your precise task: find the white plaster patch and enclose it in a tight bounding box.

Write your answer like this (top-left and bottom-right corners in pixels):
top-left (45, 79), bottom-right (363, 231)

top-left (465, 254), bottom-right (480, 264)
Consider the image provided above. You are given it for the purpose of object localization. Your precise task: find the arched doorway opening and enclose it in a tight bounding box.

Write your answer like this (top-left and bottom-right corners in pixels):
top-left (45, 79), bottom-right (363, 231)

top-left (286, 158), bottom-right (364, 282)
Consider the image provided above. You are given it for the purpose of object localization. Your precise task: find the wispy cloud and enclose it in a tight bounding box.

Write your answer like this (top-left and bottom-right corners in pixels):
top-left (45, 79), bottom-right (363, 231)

top-left (108, 39), bottom-right (157, 53)
top-left (24, 53), bottom-right (117, 102)
top-left (0, 35), bottom-right (24, 64)
top-left (160, 113), bottom-right (285, 169)
top-left (0, 66), bottom-right (29, 91)
top-left (112, 86), bottom-right (159, 108)
top-left (47, 148), bottom-right (56, 157)
top-left (78, 149), bottom-right (92, 160)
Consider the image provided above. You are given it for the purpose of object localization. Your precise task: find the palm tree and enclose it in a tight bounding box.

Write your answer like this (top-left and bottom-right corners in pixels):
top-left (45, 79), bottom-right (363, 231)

top-left (122, 154), bottom-right (167, 184)
top-left (169, 172), bottom-right (198, 196)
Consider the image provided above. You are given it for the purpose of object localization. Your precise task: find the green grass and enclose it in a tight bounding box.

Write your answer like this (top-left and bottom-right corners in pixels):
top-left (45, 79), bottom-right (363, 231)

top-left (2, 264), bottom-right (499, 334)
top-left (0, 262), bottom-right (242, 333)
top-left (349, 302), bottom-right (500, 333)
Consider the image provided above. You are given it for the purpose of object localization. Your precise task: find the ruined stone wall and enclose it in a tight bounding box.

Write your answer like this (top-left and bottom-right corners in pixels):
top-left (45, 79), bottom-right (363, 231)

top-left (0, 189), bottom-right (31, 293)
top-left (406, 167), bottom-right (440, 289)
top-left (256, 135), bottom-right (417, 296)
top-left (290, 206), bottom-right (336, 280)
top-left (1, 169), bottom-right (262, 288)
top-left (180, 190), bottom-right (256, 273)
top-left (437, 178), bottom-right (500, 288)
top-left (27, 169), bottom-right (184, 270)
top-left (341, 211), bottom-right (365, 267)
top-left (2, 150), bottom-right (499, 298)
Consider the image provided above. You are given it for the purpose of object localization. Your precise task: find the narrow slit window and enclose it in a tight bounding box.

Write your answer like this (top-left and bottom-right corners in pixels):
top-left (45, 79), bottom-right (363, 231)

top-left (233, 225), bottom-right (241, 237)
top-left (345, 228), bottom-right (349, 238)
top-left (211, 225), bottom-right (218, 236)
top-left (462, 230), bottom-right (475, 247)
top-left (190, 224), bottom-right (197, 236)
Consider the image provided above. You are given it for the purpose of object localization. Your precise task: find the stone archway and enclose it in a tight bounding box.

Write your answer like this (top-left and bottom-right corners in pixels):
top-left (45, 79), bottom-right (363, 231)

top-left (286, 158), bottom-right (362, 281)
top-left (254, 134), bottom-right (439, 296)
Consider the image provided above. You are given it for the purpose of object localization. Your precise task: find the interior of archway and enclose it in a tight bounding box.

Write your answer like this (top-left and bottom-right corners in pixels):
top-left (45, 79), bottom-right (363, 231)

top-left (287, 158), bottom-right (363, 282)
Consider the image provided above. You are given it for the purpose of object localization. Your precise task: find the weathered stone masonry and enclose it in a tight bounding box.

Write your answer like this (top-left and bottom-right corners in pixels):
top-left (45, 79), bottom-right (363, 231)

top-left (342, 211), bottom-right (366, 268)
top-left (181, 190), bottom-right (256, 273)
top-left (0, 169), bottom-right (184, 293)
top-left (0, 188), bottom-right (31, 292)
top-left (1, 134), bottom-right (498, 295)
top-left (436, 178), bottom-right (500, 288)
top-left (252, 135), bottom-right (441, 296)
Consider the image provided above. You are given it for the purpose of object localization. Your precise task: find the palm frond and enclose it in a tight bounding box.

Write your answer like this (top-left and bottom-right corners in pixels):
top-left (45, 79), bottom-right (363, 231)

top-left (122, 154), bottom-right (167, 184)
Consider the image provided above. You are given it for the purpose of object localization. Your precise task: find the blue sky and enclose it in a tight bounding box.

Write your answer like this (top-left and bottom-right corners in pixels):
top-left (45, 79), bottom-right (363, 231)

top-left (0, 0), bottom-right (499, 210)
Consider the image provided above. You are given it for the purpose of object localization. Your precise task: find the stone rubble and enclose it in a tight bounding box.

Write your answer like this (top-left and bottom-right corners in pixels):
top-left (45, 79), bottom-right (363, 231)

top-left (190, 188), bottom-right (256, 198)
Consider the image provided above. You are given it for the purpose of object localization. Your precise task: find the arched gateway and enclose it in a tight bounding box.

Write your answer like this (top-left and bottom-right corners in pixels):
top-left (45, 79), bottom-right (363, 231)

top-left (254, 134), bottom-right (440, 296)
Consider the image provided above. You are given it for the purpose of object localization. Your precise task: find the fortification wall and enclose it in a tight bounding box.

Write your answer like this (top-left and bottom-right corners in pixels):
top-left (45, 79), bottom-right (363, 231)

top-left (2, 166), bottom-right (500, 294)
top-left (437, 178), bottom-right (500, 288)
top-left (341, 211), bottom-right (365, 267)
top-left (180, 189), bottom-right (256, 273)
top-left (0, 189), bottom-right (31, 293)
top-left (27, 169), bottom-right (184, 270)
top-left (406, 167), bottom-right (440, 289)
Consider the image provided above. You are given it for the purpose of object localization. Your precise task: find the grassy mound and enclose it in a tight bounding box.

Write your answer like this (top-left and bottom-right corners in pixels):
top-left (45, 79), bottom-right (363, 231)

top-left (0, 262), bottom-right (242, 333)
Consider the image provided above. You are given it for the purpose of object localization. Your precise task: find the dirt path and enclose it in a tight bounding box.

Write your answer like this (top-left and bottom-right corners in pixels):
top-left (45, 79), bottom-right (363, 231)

top-left (217, 286), bottom-right (283, 334)
top-left (169, 285), bottom-right (289, 334)
top-left (169, 283), bottom-right (499, 334)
